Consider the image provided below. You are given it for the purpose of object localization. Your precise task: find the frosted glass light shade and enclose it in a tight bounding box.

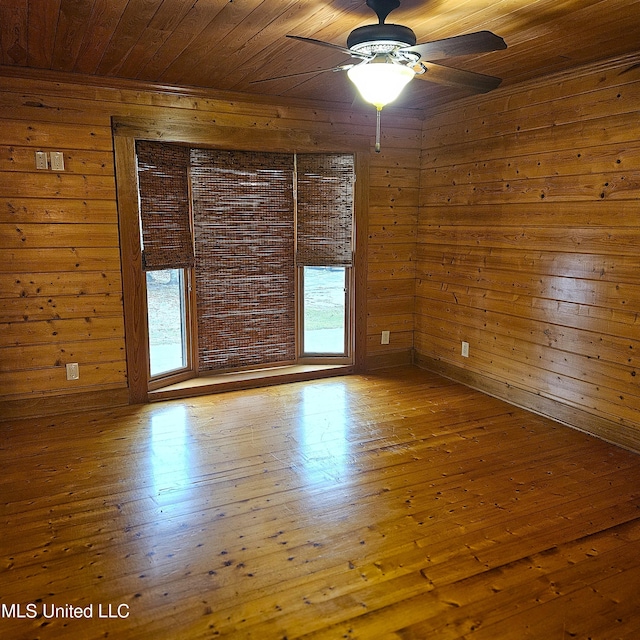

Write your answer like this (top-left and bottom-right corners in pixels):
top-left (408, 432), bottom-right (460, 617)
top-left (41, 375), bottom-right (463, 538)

top-left (347, 60), bottom-right (415, 109)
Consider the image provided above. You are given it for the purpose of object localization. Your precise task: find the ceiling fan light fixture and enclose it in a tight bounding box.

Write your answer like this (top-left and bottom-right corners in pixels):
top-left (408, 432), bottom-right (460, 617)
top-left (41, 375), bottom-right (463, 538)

top-left (283, 0), bottom-right (506, 153)
top-left (347, 56), bottom-right (415, 110)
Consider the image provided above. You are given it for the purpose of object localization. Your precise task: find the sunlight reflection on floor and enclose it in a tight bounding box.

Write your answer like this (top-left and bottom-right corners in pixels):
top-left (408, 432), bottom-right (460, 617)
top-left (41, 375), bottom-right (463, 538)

top-left (299, 383), bottom-right (349, 486)
top-left (150, 405), bottom-right (191, 499)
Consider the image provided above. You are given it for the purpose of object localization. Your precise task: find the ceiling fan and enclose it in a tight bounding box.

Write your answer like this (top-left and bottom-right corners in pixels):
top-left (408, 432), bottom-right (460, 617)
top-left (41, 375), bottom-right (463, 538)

top-left (258, 0), bottom-right (507, 151)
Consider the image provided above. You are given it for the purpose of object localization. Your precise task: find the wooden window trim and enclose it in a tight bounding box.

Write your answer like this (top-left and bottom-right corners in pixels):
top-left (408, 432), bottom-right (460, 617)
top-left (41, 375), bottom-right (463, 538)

top-left (112, 116), bottom-right (369, 404)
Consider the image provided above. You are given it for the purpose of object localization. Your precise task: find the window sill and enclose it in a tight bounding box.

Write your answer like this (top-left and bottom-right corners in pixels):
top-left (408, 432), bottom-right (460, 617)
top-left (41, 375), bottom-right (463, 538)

top-left (148, 363), bottom-right (353, 402)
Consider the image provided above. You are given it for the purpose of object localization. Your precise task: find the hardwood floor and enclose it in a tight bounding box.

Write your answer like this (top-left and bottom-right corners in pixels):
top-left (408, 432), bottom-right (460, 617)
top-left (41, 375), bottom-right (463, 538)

top-left (2, 366), bottom-right (640, 640)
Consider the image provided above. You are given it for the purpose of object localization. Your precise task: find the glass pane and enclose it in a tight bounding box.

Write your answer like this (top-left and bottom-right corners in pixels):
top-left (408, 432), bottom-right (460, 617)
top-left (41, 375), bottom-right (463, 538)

top-left (302, 266), bottom-right (347, 355)
top-left (146, 269), bottom-right (188, 377)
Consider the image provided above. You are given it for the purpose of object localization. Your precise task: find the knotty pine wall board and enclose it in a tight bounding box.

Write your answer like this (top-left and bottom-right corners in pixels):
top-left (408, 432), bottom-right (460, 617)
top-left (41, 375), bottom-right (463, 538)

top-left (422, 54), bottom-right (640, 135)
top-left (415, 272), bottom-right (638, 345)
top-left (0, 198), bottom-right (118, 224)
top-left (417, 53), bottom-right (640, 447)
top-left (425, 143), bottom-right (640, 187)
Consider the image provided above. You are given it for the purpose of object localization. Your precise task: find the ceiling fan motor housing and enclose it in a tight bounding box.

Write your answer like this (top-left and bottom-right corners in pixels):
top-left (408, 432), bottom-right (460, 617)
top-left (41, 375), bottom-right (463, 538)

top-left (347, 24), bottom-right (417, 54)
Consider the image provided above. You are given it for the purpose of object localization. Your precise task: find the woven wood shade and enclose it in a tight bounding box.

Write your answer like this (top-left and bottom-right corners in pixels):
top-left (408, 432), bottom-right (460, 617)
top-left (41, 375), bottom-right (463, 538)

top-left (296, 154), bottom-right (354, 267)
top-left (190, 149), bottom-right (296, 371)
top-left (136, 141), bottom-right (194, 271)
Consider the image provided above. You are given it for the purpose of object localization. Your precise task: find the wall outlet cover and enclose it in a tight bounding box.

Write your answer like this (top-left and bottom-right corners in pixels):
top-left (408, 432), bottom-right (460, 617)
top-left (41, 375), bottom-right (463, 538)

top-left (66, 362), bottom-right (79, 380)
top-left (50, 151), bottom-right (65, 171)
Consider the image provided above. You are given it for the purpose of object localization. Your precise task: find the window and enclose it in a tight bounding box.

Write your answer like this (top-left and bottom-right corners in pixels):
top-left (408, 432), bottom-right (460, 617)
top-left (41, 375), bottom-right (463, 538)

top-left (146, 269), bottom-right (190, 377)
top-left (301, 266), bottom-right (348, 356)
top-left (135, 142), bottom-right (355, 385)
top-left (136, 141), bottom-right (195, 385)
top-left (296, 153), bottom-right (354, 361)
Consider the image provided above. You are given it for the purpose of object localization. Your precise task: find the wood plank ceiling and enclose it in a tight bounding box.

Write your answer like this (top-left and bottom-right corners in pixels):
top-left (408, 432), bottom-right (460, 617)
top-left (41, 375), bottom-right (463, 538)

top-left (2, 0), bottom-right (640, 111)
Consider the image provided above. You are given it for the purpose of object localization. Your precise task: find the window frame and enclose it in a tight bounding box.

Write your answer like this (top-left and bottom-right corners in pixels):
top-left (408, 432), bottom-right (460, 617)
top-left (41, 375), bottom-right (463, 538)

top-left (113, 116), bottom-right (369, 404)
top-left (297, 265), bottom-right (353, 364)
top-left (146, 266), bottom-right (198, 391)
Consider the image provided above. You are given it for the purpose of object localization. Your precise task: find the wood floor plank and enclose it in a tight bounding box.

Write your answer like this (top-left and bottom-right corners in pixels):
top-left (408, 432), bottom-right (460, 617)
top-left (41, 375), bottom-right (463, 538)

top-left (1, 366), bottom-right (640, 639)
top-left (385, 519), bottom-right (640, 639)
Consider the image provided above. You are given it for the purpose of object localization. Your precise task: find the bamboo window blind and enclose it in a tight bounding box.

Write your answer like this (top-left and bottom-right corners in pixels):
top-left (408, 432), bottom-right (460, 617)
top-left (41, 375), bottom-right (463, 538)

top-left (296, 153), bottom-right (354, 267)
top-left (135, 141), bottom-right (194, 271)
top-left (136, 143), bottom-right (354, 373)
top-left (190, 149), bottom-right (296, 371)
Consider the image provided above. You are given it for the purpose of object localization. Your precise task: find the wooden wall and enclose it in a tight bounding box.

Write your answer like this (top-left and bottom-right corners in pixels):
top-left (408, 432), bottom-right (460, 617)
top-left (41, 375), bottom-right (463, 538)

top-left (0, 68), bottom-right (420, 418)
top-left (366, 124), bottom-right (420, 367)
top-left (416, 53), bottom-right (640, 451)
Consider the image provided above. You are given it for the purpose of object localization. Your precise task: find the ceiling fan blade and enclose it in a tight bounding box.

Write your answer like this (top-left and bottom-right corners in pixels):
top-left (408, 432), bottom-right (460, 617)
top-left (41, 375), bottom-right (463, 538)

top-left (286, 35), bottom-right (358, 58)
top-left (402, 31), bottom-right (507, 61)
top-left (418, 62), bottom-right (502, 93)
top-left (249, 65), bottom-right (352, 85)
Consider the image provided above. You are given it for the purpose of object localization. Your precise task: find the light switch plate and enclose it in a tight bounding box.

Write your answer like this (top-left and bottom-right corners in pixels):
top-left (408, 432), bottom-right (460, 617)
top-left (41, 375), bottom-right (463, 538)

top-left (35, 151), bottom-right (48, 170)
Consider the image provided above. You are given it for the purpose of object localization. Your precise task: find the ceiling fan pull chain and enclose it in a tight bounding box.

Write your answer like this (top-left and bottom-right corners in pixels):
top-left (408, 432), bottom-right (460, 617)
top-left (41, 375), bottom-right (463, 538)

top-left (375, 107), bottom-right (382, 153)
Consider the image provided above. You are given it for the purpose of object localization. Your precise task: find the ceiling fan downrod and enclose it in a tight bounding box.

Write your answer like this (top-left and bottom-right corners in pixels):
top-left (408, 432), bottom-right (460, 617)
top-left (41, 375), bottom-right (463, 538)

top-left (367, 0), bottom-right (401, 24)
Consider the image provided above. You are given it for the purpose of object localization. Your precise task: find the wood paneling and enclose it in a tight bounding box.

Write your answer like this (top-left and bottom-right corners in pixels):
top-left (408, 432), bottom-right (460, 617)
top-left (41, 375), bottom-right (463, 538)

top-left (3, 367), bottom-right (640, 638)
top-left (366, 143), bottom-right (419, 366)
top-left (0, 67), bottom-right (420, 413)
top-left (0, 81), bottom-right (124, 412)
top-left (416, 55), bottom-right (640, 445)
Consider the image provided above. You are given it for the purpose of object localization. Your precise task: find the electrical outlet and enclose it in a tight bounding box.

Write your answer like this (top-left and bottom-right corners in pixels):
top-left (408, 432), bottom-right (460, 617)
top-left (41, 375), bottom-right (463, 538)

top-left (461, 341), bottom-right (469, 358)
top-left (381, 330), bottom-right (390, 345)
top-left (66, 363), bottom-right (79, 380)
top-left (50, 151), bottom-right (65, 171)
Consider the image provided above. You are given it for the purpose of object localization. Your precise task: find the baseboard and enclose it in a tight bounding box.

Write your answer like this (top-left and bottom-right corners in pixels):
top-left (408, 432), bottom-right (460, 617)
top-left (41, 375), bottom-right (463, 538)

top-left (415, 352), bottom-right (640, 454)
top-left (0, 387), bottom-right (130, 422)
top-left (365, 349), bottom-right (414, 371)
